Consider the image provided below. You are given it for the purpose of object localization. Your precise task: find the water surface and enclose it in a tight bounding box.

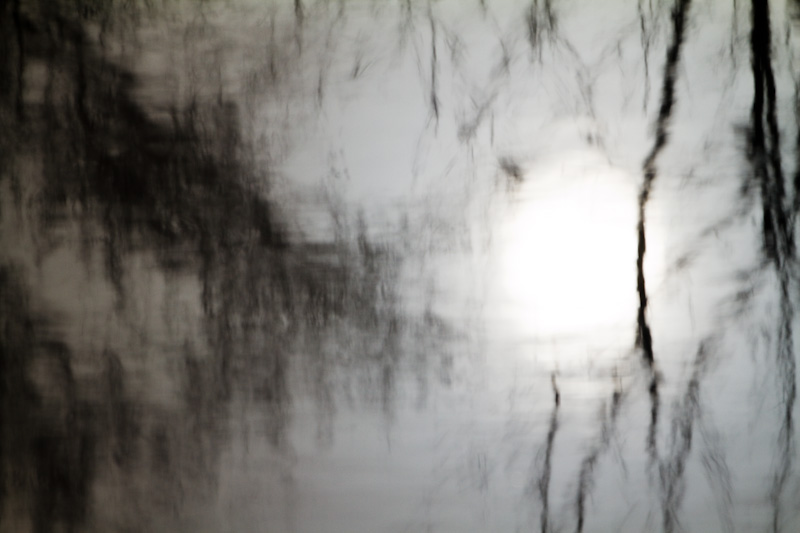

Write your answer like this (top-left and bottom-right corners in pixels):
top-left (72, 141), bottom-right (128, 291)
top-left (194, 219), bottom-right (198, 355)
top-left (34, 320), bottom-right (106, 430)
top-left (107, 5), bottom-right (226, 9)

top-left (1, 0), bottom-right (800, 531)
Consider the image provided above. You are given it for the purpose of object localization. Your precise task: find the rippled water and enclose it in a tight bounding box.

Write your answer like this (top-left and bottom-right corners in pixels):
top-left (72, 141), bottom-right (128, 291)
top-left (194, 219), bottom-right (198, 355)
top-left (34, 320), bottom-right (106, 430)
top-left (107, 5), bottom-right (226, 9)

top-left (2, 0), bottom-right (800, 531)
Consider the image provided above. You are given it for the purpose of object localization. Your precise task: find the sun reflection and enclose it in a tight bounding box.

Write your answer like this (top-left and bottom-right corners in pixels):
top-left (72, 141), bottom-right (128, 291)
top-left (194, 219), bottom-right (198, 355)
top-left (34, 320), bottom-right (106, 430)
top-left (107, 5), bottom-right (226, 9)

top-left (495, 156), bottom-right (665, 340)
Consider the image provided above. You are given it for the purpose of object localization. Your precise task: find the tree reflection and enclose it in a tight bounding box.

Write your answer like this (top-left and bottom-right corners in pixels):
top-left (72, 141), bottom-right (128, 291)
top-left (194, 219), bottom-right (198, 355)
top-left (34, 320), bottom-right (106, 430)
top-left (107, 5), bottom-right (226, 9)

top-left (3, 0), bottom-right (800, 531)
top-left (0, 1), bottom-right (425, 530)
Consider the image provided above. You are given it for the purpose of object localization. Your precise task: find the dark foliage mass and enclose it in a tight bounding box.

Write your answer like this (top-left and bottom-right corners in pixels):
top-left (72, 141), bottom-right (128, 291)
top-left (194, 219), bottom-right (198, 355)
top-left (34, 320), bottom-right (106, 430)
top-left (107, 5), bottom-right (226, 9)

top-left (0, 2), bottom-right (283, 528)
top-left (0, 266), bottom-right (95, 533)
top-left (0, 1), bottom-right (412, 530)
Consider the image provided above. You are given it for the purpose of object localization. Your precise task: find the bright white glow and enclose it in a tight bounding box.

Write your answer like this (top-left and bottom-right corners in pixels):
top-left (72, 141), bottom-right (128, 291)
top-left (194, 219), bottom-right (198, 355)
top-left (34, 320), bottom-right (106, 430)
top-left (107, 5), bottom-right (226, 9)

top-left (495, 156), bottom-right (665, 339)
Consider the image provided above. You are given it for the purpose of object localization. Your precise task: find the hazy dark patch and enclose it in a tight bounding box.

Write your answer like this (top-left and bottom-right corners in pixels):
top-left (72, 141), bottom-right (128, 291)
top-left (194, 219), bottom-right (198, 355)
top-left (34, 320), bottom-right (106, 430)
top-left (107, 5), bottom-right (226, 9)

top-left (0, 266), bottom-right (96, 533)
top-left (498, 156), bottom-right (524, 185)
top-left (526, 0), bottom-right (557, 60)
top-left (104, 350), bottom-right (140, 468)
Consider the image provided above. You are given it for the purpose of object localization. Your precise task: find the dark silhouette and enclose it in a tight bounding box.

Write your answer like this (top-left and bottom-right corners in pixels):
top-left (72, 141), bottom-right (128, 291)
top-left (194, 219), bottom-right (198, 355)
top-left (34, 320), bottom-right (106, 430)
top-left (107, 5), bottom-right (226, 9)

top-left (747, 1), bottom-right (797, 529)
top-left (635, 0), bottom-right (691, 470)
top-left (538, 373), bottom-right (560, 533)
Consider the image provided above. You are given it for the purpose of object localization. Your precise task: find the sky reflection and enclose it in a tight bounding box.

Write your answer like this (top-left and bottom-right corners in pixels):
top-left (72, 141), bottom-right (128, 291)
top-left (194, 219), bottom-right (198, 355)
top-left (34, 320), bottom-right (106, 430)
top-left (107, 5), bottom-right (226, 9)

top-left (2, 0), bottom-right (800, 532)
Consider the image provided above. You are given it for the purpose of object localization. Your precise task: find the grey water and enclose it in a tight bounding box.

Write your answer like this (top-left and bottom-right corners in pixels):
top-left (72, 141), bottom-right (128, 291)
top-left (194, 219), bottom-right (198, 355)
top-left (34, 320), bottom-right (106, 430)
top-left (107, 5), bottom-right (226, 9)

top-left (1, 0), bottom-right (799, 531)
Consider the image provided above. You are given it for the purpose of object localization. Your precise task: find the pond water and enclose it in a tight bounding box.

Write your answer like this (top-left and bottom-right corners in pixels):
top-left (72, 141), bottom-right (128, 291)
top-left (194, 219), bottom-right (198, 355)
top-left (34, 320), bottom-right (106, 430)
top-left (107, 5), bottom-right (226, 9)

top-left (2, 0), bottom-right (800, 532)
